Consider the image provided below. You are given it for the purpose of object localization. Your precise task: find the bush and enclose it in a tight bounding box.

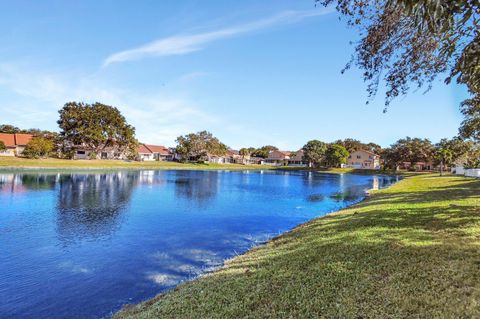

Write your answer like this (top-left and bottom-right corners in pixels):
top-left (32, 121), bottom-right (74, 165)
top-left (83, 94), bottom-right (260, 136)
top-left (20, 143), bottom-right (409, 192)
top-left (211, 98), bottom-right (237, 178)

top-left (0, 141), bottom-right (6, 152)
top-left (23, 138), bottom-right (54, 159)
top-left (89, 152), bottom-right (98, 160)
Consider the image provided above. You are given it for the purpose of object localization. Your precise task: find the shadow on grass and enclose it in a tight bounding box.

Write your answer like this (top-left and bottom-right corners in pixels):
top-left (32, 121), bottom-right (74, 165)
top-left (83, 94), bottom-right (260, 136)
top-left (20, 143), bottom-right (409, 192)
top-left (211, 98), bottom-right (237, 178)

top-left (116, 176), bottom-right (480, 319)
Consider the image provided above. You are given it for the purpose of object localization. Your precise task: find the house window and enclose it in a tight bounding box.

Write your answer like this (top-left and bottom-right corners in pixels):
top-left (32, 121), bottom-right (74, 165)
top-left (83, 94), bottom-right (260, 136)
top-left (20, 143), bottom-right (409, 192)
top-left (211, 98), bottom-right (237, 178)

top-left (101, 152), bottom-right (108, 159)
top-left (77, 151), bottom-right (85, 155)
top-left (356, 155), bottom-right (361, 159)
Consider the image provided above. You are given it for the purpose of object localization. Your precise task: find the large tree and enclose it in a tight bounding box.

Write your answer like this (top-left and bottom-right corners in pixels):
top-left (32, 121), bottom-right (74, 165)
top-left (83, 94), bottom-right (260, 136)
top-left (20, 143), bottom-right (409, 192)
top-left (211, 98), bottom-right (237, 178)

top-left (317, 0), bottom-right (480, 140)
top-left (302, 140), bottom-right (328, 167)
top-left (335, 138), bottom-right (382, 153)
top-left (252, 145), bottom-right (278, 159)
top-left (325, 144), bottom-right (350, 167)
top-left (383, 137), bottom-right (435, 169)
top-left (175, 131), bottom-right (227, 162)
top-left (57, 102), bottom-right (137, 159)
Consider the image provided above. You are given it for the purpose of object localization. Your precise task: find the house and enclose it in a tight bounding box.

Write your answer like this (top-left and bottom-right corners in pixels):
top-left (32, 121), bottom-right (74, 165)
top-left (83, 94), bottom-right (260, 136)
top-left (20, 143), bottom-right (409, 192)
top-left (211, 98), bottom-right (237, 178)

top-left (346, 150), bottom-right (380, 169)
top-left (73, 147), bottom-right (126, 160)
top-left (0, 133), bottom-right (33, 157)
top-left (288, 150), bottom-right (306, 167)
top-left (137, 144), bottom-right (173, 161)
top-left (400, 161), bottom-right (434, 171)
top-left (262, 150), bottom-right (306, 167)
top-left (263, 150), bottom-right (290, 166)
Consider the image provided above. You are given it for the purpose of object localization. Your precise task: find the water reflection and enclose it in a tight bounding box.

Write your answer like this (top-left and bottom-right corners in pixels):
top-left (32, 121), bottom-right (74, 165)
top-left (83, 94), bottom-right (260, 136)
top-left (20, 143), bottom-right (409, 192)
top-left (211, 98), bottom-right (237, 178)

top-left (173, 171), bottom-right (219, 206)
top-left (56, 172), bottom-right (139, 243)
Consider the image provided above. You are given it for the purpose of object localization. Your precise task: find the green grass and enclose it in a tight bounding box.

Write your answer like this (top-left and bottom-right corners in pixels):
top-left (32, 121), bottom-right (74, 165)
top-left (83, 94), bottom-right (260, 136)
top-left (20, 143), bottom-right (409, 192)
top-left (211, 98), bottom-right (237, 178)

top-left (115, 174), bottom-right (480, 319)
top-left (0, 156), bottom-right (268, 171)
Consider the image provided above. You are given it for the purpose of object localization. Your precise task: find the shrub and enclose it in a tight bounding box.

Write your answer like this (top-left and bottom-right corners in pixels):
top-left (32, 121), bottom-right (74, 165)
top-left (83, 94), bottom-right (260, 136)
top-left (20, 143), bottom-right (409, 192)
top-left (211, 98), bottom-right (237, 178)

top-left (23, 138), bottom-right (54, 159)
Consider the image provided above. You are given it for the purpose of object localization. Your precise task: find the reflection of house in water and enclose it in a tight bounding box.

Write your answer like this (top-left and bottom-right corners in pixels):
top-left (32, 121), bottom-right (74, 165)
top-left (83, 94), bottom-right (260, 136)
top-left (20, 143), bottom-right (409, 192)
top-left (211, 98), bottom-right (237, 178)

top-left (0, 173), bottom-right (58, 193)
top-left (173, 171), bottom-right (219, 205)
top-left (56, 172), bottom-right (139, 243)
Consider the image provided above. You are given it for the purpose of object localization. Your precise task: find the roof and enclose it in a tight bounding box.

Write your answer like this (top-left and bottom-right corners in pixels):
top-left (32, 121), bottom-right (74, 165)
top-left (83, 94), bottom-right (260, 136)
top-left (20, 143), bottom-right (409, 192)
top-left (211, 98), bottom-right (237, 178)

top-left (137, 144), bottom-right (152, 154)
top-left (144, 144), bottom-right (171, 155)
top-left (15, 134), bottom-right (33, 145)
top-left (352, 149), bottom-right (378, 156)
top-left (0, 133), bottom-right (16, 147)
top-left (138, 144), bottom-right (171, 155)
top-left (0, 133), bottom-right (33, 147)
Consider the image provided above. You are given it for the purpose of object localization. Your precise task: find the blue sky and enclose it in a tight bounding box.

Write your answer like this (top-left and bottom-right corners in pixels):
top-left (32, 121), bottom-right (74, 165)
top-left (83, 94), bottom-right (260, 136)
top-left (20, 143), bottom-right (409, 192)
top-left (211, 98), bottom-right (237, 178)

top-left (0, 0), bottom-right (466, 149)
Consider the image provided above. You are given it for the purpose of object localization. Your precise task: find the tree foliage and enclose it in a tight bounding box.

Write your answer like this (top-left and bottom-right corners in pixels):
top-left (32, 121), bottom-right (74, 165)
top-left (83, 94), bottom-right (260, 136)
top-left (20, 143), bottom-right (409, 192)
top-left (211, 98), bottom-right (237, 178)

top-left (382, 137), bottom-right (435, 169)
top-left (0, 141), bottom-right (6, 151)
top-left (252, 145), bottom-right (279, 158)
top-left (317, 0), bottom-right (480, 140)
top-left (335, 138), bottom-right (382, 153)
top-left (57, 102), bottom-right (137, 158)
top-left (23, 137), bottom-right (54, 159)
top-left (302, 140), bottom-right (328, 167)
top-left (325, 144), bottom-right (350, 167)
top-left (175, 131), bottom-right (227, 162)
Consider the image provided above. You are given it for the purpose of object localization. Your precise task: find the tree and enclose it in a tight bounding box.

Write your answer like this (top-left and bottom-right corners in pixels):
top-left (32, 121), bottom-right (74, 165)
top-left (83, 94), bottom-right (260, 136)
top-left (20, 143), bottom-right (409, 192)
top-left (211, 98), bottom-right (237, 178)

top-left (252, 145), bottom-right (278, 159)
top-left (302, 140), bottom-right (327, 167)
top-left (435, 148), bottom-right (453, 176)
top-left (23, 137), bottom-right (54, 159)
top-left (385, 137), bottom-right (435, 170)
top-left (335, 138), bottom-right (382, 154)
top-left (175, 131), bottom-right (227, 162)
top-left (57, 102), bottom-right (137, 159)
top-left (325, 144), bottom-right (349, 167)
top-left (317, 0), bottom-right (480, 140)
top-left (0, 124), bottom-right (21, 134)
top-left (0, 141), bottom-right (6, 152)
top-left (436, 137), bottom-right (473, 162)
top-left (334, 138), bottom-right (364, 153)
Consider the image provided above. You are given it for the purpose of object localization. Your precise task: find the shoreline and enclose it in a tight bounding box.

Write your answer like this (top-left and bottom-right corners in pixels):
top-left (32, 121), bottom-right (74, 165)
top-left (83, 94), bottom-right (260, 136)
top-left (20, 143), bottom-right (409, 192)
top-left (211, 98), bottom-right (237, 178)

top-left (114, 173), bottom-right (480, 319)
top-left (113, 173), bottom-right (404, 317)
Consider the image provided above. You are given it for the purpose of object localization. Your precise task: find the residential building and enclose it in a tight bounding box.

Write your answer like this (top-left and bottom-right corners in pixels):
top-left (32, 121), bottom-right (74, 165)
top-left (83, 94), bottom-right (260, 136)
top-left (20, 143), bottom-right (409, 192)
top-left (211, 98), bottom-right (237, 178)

top-left (0, 133), bottom-right (33, 157)
top-left (137, 144), bottom-right (173, 161)
top-left (346, 150), bottom-right (380, 169)
top-left (262, 150), bottom-right (306, 167)
top-left (73, 147), bottom-right (126, 160)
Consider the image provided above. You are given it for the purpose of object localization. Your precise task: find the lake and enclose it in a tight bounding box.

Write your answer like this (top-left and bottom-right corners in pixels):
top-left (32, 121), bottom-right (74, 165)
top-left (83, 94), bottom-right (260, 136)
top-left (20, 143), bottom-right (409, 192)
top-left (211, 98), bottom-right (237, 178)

top-left (0, 170), bottom-right (398, 318)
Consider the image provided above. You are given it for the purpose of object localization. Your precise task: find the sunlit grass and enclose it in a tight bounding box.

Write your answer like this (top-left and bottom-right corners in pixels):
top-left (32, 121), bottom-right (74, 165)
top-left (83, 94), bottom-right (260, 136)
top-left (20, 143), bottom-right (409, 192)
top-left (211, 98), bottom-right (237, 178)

top-left (115, 174), bottom-right (480, 319)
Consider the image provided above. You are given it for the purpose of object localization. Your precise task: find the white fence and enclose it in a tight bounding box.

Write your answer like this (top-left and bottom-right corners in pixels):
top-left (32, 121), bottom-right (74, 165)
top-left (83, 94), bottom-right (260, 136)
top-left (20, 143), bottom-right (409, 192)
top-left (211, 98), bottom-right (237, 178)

top-left (465, 169), bottom-right (480, 178)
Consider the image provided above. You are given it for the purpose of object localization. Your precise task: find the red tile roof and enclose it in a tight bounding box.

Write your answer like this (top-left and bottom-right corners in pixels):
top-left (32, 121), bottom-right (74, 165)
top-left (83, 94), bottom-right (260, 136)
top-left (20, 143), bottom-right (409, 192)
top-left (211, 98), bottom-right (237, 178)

top-left (0, 133), bottom-right (16, 147)
top-left (144, 144), bottom-right (170, 155)
top-left (0, 133), bottom-right (33, 147)
top-left (138, 144), bottom-right (153, 154)
top-left (14, 134), bottom-right (33, 146)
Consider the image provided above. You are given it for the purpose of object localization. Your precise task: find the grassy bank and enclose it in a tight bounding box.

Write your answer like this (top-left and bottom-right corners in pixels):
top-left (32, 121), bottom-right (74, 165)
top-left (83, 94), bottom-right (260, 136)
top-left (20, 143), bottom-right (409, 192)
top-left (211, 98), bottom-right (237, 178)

top-left (115, 174), bottom-right (480, 318)
top-left (0, 157), bottom-right (267, 171)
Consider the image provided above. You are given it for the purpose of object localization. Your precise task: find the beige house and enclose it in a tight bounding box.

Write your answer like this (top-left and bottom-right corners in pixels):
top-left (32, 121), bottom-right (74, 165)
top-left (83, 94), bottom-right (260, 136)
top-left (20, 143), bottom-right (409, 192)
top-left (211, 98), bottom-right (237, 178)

top-left (346, 149), bottom-right (380, 169)
top-left (263, 150), bottom-right (306, 167)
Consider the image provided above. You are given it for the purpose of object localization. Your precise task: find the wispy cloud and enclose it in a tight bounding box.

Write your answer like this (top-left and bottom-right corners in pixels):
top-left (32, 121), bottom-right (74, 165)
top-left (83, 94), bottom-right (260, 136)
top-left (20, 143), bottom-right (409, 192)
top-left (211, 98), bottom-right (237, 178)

top-left (0, 64), bottom-right (219, 145)
top-left (103, 9), bottom-right (332, 67)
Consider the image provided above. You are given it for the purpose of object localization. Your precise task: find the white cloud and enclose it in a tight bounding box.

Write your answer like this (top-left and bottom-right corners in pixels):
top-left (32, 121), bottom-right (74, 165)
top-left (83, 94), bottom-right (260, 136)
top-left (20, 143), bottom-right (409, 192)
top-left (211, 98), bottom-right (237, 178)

top-left (0, 64), bottom-right (220, 146)
top-left (103, 9), bottom-right (332, 67)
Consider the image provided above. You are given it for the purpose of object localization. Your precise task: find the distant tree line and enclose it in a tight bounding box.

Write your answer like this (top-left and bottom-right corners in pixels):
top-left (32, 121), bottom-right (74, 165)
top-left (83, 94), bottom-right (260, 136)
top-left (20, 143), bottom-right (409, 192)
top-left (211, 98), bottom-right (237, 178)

top-left (2, 101), bottom-right (479, 168)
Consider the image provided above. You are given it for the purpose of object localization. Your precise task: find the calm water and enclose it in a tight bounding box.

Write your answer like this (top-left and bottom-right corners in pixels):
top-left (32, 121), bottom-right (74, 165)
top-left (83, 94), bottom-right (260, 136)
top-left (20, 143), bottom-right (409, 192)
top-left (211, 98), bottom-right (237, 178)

top-left (0, 170), bottom-right (398, 318)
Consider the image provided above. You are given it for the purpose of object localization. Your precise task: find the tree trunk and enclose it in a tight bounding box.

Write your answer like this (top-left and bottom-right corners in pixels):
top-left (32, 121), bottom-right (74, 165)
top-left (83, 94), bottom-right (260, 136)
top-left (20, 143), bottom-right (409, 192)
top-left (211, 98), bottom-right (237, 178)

top-left (440, 160), bottom-right (444, 176)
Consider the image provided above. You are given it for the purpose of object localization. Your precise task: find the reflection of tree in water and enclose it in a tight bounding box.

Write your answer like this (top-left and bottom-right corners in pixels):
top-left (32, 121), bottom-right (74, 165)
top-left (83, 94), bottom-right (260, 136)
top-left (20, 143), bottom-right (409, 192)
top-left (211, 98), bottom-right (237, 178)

top-left (173, 171), bottom-right (219, 206)
top-left (21, 174), bottom-right (58, 190)
top-left (330, 185), bottom-right (368, 202)
top-left (56, 172), bottom-right (139, 243)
